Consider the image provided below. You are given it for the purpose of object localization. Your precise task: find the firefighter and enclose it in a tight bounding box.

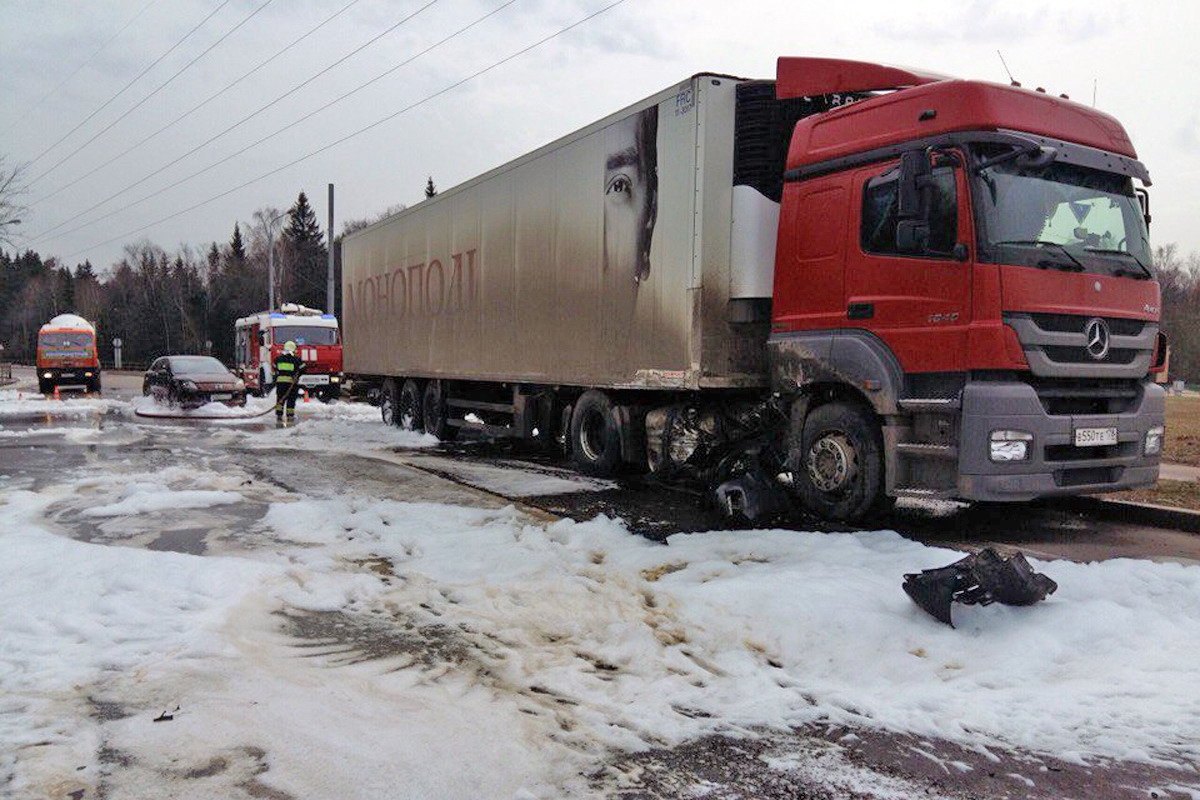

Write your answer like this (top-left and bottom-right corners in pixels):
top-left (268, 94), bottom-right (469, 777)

top-left (273, 340), bottom-right (306, 423)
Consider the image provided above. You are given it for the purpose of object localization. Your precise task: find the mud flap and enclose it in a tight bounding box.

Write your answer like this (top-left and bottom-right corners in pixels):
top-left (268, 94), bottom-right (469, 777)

top-left (902, 548), bottom-right (1057, 627)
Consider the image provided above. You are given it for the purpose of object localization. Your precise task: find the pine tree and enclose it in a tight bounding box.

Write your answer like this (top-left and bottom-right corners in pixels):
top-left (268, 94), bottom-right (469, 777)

top-left (282, 191), bottom-right (328, 310)
top-left (425, 176), bottom-right (437, 199)
top-left (230, 223), bottom-right (247, 262)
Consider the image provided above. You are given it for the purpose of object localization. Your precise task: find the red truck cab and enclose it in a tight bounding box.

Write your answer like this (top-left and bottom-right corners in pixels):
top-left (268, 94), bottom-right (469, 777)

top-left (36, 314), bottom-right (102, 395)
top-left (770, 59), bottom-right (1164, 508)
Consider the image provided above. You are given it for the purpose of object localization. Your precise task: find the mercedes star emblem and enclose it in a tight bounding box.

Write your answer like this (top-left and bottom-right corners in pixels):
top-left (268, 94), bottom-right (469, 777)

top-left (1084, 317), bottom-right (1110, 360)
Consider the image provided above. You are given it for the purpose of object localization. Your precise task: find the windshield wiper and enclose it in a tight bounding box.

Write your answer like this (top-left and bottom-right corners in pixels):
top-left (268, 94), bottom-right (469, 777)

top-left (1083, 248), bottom-right (1153, 279)
top-left (994, 240), bottom-right (1086, 271)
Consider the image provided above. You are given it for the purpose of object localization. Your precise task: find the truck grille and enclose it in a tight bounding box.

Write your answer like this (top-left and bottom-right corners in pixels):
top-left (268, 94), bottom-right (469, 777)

top-left (1025, 377), bottom-right (1141, 415)
top-left (1028, 313), bottom-right (1147, 337)
top-left (1041, 345), bottom-right (1140, 366)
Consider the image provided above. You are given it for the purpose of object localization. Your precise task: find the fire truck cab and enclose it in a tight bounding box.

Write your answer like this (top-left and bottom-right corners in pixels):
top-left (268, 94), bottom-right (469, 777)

top-left (235, 304), bottom-right (343, 401)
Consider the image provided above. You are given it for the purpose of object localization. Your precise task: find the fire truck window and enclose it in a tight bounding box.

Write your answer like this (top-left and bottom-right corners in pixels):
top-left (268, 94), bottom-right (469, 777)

top-left (270, 325), bottom-right (339, 346)
top-left (861, 166), bottom-right (957, 256)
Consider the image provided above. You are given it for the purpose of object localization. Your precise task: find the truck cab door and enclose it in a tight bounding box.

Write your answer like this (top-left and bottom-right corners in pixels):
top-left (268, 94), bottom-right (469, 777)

top-left (845, 156), bottom-right (973, 373)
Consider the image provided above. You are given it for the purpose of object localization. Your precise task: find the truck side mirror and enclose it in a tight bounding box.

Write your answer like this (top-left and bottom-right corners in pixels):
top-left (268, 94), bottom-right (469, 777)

top-left (1135, 187), bottom-right (1152, 230)
top-left (898, 150), bottom-right (931, 219)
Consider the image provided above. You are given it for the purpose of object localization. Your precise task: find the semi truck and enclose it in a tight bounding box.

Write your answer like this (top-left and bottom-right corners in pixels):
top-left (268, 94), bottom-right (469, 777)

top-left (234, 304), bottom-right (344, 402)
top-left (342, 57), bottom-right (1166, 523)
top-left (37, 313), bottom-right (102, 395)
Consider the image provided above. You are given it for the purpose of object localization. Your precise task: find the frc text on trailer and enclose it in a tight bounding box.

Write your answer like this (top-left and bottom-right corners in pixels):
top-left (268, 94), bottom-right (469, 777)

top-left (342, 57), bottom-right (1165, 523)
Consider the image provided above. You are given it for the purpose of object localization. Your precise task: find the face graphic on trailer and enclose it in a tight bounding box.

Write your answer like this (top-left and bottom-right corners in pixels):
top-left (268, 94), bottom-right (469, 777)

top-left (603, 106), bottom-right (658, 283)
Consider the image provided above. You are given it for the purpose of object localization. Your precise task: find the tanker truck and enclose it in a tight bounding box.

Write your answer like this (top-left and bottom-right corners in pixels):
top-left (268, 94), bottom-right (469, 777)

top-left (342, 57), bottom-right (1166, 523)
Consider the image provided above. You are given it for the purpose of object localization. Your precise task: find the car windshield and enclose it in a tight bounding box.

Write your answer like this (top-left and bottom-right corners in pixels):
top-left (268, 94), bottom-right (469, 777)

top-left (973, 145), bottom-right (1152, 278)
top-left (169, 356), bottom-right (230, 376)
top-left (39, 332), bottom-right (93, 349)
top-left (271, 325), bottom-right (339, 346)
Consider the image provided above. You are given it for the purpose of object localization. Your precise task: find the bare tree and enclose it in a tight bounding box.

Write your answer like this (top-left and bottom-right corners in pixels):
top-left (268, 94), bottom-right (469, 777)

top-left (0, 156), bottom-right (27, 248)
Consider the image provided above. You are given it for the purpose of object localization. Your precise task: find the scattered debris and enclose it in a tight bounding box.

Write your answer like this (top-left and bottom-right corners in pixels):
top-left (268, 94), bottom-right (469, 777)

top-left (153, 705), bottom-right (180, 722)
top-left (903, 548), bottom-right (1057, 627)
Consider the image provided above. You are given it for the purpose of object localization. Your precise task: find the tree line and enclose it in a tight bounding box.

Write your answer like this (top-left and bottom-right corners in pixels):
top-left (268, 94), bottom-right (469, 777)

top-left (0, 190), bottom-right (405, 368)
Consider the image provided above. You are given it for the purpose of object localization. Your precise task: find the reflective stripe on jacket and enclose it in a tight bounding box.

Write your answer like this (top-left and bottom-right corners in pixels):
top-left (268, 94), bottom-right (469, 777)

top-left (273, 353), bottom-right (304, 384)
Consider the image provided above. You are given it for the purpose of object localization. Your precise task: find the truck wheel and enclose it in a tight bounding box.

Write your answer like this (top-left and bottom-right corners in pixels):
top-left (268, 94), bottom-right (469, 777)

top-left (381, 378), bottom-right (401, 426)
top-left (422, 380), bottom-right (458, 441)
top-left (399, 379), bottom-right (424, 432)
top-left (570, 390), bottom-right (622, 477)
top-left (39, 379), bottom-right (51, 396)
top-left (794, 401), bottom-right (887, 523)
top-left (90, 375), bottom-right (102, 394)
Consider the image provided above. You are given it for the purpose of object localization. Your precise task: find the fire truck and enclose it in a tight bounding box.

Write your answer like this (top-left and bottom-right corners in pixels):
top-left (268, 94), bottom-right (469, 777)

top-left (234, 304), bottom-right (343, 401)
top-left (37, 313), bottom-right (102, 395)
top-left (343, 57), bottom-right (1166, 522)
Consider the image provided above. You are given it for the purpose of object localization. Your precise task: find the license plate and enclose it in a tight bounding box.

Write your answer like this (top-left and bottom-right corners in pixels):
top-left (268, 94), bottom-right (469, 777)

top-left (300, 375), bottom-right (329, 385)
top-left (211, 393), bottom-right (233, 401)
top-left (1074, 427), bottom-right (1118, 447)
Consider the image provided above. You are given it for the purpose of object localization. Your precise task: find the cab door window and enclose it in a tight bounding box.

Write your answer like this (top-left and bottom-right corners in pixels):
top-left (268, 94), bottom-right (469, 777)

top-left (861, 166), bottom-right (957, 256)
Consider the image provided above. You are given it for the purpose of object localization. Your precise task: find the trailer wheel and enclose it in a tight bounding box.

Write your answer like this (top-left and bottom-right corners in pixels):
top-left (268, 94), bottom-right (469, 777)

top-left (398, 379), bottom-right (424, 432)
top-left (422, 380), bottom-right (458, 441)
top-left (570, 390), bottom-right (622, 476)
top-left (380, 378), bottom-right (401, 426)
top-left (794, 401), bottom-right (887, 523)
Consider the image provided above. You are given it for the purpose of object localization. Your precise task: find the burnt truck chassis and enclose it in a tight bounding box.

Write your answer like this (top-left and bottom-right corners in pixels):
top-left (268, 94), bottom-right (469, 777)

top-left (357, 362), bottom-right (1164, 527)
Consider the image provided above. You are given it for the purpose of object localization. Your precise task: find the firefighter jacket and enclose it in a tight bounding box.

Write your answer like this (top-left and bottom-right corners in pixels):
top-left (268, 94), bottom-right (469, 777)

top-left (273, 352), bottom-right (306, 385)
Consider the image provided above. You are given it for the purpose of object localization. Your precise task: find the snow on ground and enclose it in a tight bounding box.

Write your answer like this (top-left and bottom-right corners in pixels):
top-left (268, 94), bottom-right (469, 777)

top-left (4, 453), bottom-right (1200, 798)
top-left (0, 388), bottom-right (124, 419)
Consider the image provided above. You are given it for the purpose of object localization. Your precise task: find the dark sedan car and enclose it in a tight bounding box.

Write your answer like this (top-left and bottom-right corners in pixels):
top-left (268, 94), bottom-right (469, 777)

top-left (143, 356), bottom-right (247, 408)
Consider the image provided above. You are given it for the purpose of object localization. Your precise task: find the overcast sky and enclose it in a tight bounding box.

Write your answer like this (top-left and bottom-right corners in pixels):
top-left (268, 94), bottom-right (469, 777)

top-left (1, 0), bottom-right (1197, 274)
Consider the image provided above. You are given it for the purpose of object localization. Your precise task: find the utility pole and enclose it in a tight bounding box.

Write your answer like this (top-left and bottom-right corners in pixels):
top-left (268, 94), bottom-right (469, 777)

top-left (326, 183), bottom-right (335, 313)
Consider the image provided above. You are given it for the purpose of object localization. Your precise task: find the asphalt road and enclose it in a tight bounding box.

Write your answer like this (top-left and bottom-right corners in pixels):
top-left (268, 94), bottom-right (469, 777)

top-left (6, 364), bottom-right (1199, 565)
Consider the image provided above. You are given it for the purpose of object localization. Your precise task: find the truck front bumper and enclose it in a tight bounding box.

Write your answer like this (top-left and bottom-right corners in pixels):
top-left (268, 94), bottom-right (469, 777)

top-left (956, 379), bottom-right (1165, 502)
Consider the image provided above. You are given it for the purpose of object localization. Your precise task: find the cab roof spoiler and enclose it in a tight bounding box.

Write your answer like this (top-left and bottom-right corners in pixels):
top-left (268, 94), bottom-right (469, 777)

top-left (776, 57), bottom-right (947, 100)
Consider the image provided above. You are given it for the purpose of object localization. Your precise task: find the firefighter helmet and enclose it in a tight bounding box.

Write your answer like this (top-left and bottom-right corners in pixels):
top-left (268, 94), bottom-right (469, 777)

top-left (284, 340), bottom-right (297, 354)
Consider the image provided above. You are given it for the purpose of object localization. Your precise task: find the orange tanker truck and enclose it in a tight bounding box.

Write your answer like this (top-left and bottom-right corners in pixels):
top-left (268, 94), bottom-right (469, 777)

top-left (37, 314), bottom-right (102, 395)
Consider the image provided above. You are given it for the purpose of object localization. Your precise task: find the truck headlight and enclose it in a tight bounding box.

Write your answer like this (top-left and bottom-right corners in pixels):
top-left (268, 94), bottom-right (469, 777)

top-left (330, 375), bottom-right (341, 383)
top-left (42, 372), bottom-right (53, 379)
top-left (84, 372), bottom-right (93, 377)
top-left (990, 430), bottom-right (1033, 462)
top-left (1145, 426), bottom-right (1164, 456)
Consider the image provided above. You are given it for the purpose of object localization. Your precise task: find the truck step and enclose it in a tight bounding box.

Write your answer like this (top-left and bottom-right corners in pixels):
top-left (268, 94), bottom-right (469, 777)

top-left (898, 397), bottom-right (960, 412)
top-left (447, 398), bottom-right (516, 414)
top-left (447, 419), bottom-right (518, 437)
top-left (892, 486), bottom-right (956, 499)
top-left (896, 443), bottom-right (958, 460)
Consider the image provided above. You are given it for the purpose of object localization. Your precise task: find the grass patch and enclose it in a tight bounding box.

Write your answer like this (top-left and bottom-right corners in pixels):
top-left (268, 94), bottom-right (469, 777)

top-left (1106, 480), bottom-right (1200, 511)
top-left (1165, 395), bottom-right (1200, 467)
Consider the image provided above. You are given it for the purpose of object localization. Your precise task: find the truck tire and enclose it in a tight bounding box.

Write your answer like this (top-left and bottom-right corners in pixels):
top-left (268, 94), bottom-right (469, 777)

top-left (399, 379), bottom-right (424, 432)
top-left (39, 378), bottom-right (51, 396)
top-left (381, 378), bottom-right (401, 426)
top-left (570, 390), bottom-right (622, 477)
top-left (793, 401), bottom-right (888, 523)
top-left (422, 380), bottom-right (458, 441)
top-left (90, 375), bottom-right (102, 394)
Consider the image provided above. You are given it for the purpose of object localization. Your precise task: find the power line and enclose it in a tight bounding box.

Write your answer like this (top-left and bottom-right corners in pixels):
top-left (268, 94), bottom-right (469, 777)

top-left (27, 0), bottom-right (277, 189)
top-left (37, 0), bottom-right (517, 245)
top-left (61, 0), bottom-right (628, 261)
top-left (30, 0), bottom-right (366, 211)
top-left (24, 0), bottom-right (235, 171)
top-left (29, 0), bottom-right (441, 244)
top-left (2, 0), bottom-right (161, 138)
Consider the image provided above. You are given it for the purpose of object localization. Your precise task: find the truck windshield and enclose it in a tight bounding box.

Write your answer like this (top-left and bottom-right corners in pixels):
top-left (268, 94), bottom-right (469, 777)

top-left (39, 332), bottom-right (93, 350)
top-left (272, 325), bottom-right (339, 346)
top-left (972, 146), bottom-right (1152, 278)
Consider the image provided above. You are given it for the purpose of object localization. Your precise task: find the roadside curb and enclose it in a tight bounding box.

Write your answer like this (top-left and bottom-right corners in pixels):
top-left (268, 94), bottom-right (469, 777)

top-left (1048, 496), bottom-right (1200, 534)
